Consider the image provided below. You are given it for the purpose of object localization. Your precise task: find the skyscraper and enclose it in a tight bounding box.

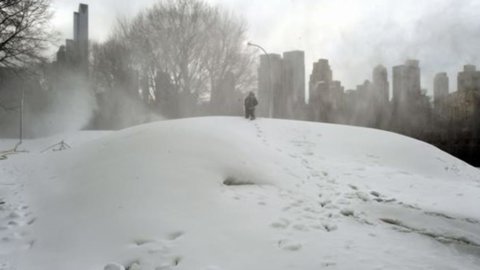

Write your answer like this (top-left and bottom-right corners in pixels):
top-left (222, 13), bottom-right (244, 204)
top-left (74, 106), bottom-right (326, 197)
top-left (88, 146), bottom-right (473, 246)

top-left (392, 65), bottom-right (404, 107)
top-left (282, 50), bottom-right (305, 119)
top-left (55, 4), bottom-right (88, 72)
top-left (392, 60), bottom-right (421, 109)
top-left (433, 72), bottom-right (449, 108)
top-left (309, 59), bottom-right (332, 92)
top-left (372, 65), bottom-right (389, 102)
top-left (308, 59), bottom-right (332, 103)
top-left (308, 59), bottom-right (340, 122)
top-left (404, 59), bottom-right (421, 96)
top-left (74, 4), bottom-right (88, 73)
top-left (458, 65), bottom-right (480, 92)
top-left (258, 53), bottom-right (283, 118)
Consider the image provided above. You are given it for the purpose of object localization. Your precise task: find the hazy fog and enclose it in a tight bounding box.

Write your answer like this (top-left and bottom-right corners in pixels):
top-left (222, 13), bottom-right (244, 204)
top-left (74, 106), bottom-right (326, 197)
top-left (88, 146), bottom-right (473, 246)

top-left (51, 0), bottom-right (480, 93)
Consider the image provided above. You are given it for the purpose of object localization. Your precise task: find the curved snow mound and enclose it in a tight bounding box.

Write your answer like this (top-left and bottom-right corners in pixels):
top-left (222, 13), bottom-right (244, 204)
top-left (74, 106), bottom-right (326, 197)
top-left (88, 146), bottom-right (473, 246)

top-left (3, 117), bottom-right (480, 270)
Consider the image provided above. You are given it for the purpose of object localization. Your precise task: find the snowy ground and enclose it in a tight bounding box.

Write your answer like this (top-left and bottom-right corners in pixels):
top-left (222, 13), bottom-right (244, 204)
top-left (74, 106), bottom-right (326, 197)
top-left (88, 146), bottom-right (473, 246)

top-left (1, 117), bottom-right (480, 270)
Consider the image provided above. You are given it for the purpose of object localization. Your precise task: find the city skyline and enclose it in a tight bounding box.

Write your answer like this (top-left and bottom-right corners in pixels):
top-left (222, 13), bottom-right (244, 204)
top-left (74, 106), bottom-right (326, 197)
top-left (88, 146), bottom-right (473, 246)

top-left (50, 0), bottom-right (480, 94)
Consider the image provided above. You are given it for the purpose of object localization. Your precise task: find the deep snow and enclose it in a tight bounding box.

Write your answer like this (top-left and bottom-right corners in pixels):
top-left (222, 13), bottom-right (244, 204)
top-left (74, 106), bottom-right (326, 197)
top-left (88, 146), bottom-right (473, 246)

top-left (1, 117), bottom-right (480, 270)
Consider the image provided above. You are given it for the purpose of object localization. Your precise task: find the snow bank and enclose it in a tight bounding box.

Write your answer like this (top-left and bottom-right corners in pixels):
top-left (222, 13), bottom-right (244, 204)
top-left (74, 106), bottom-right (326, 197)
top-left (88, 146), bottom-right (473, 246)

top-left (1, 117), bottom-right (479, 270)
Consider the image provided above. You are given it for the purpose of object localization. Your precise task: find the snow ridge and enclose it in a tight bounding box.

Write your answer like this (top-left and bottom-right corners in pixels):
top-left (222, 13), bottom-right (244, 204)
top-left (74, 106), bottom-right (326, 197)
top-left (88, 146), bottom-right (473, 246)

top-left (1, 117), bottom-right (479, 270)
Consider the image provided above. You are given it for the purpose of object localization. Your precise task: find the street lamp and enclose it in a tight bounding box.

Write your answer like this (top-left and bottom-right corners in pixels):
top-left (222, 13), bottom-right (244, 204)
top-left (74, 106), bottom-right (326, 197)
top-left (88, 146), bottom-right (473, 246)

top-left (247, 42), bottom-right (273, 118)
top-left (247, 42), bottom-right (269, 58)
top-left (19, 87), bottom-right (24, 147)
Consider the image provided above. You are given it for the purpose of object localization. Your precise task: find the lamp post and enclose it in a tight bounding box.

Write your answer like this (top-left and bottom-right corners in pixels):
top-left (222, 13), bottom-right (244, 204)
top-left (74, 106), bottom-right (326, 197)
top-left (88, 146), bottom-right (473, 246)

top-left (19, 87), bottom-right (24, 147)
top-left (247, 42), bottom-right (273, 118)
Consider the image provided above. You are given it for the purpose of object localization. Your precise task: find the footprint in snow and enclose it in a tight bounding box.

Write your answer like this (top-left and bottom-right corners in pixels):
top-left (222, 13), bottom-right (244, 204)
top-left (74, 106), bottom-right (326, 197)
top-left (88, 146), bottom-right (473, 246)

top-left (464, 217), bottom-right (480, 224)
top-left (321, 262), bottom-right (337, 267)
top-left (167, 231), bottom-right (184, 241)
top-left (348, 184), bottom-right (358, 190)
top-left (133, 238), bottom-right (156, 246)
top-left (292, 224), bottom-right (309, 232)
top-left (271, 218), bottom-right (291, 229)
top-left (277, 239), bottom-right (302, 251)
top-left (322, 223), bottom-right (338, 232)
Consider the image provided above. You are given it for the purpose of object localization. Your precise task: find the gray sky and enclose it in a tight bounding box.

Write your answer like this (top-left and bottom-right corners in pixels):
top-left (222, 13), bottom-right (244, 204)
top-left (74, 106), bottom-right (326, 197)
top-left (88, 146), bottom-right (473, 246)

top-left (51, 0), bottom-right (480, 94)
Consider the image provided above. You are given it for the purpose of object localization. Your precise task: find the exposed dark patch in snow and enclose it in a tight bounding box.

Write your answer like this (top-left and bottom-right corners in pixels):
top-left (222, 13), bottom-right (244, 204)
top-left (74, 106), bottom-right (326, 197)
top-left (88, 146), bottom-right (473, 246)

top-left (424, 211), bottom-right (455, 220)
top-left (340, 209), bottom-right (355, 217)
top-left (133, 238), bottom-right (154, 246)
top-left (380, 218), bottom-right (480, 248)
top-left (223, 177), bottom-right (256, 186)
top-left (167, 231), bottom-right (184, 241)
top-left (104, 263), bottom-right (125, 270)
top-left (278, 239), bottom-right (302, 251)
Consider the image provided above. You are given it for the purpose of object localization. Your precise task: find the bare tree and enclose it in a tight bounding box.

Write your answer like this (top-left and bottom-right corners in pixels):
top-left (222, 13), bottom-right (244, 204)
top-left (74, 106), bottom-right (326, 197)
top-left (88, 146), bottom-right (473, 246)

top-left (0, 0), bottom-right (53, 68)
top-left (118, 0), bottom-right (255, 117)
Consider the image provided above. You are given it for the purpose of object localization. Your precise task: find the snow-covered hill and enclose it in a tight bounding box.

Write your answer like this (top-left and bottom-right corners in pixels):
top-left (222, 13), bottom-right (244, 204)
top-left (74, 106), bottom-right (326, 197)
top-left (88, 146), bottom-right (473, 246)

top-left (1, 117), bottom-right (479, 270)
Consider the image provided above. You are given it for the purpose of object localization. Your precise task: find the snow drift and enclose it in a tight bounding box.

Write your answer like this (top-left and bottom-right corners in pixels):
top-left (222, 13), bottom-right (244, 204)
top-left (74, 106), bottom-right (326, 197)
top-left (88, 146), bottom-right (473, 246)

top-left (1, 117), bottom-right (479, 270)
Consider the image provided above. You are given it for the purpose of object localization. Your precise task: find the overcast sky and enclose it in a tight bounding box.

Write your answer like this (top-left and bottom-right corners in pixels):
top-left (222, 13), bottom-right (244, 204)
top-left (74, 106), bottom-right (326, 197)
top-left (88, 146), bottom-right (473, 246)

top-left (51, 0), bottom-right (480, 94)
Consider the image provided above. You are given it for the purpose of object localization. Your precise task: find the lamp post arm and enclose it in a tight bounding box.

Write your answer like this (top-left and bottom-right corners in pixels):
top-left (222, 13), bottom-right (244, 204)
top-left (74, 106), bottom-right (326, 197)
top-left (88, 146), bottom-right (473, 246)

top-left (247, 42), bottom-right (269, 57)
top-left (247, 42), bottom-right (273, 117)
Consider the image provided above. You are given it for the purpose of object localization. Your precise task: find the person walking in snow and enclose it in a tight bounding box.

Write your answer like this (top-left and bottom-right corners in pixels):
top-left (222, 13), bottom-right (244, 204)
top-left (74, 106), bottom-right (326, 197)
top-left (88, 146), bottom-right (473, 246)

top-left (244, 91), bottom-right (258, 120)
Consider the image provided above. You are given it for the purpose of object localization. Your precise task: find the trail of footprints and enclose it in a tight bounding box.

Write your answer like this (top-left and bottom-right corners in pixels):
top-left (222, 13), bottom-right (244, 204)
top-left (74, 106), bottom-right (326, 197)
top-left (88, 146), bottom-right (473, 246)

top-left (269, 132), bottom-right (350, 251)
top-left (253, 122), bottom-right (269, 146)
top-left (105, 231), bottom-right (186, 270)
top-left (270, 129), bottom-right (480, 252)
top-left (250, 124), bottom-right (480, 253)
top-left (0, 183), bottom-right (36, 261)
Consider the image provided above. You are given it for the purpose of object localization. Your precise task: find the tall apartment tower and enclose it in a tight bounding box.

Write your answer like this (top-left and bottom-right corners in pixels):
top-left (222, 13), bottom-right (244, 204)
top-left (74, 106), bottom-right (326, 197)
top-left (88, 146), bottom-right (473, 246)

top-left (309, 59), bottom-right (333, 91)
top-left (258, 54), bottom-right (283, 118)
top-left (372, 65), bottom-right (389, 102)
top-left (392, 60), bottom-right (421, 109)
top-left (309, 59), bottom-right (332, 100)
top-left (74, 4), bottom-right (89, 73)
top-left (433, 72), bottom-right (449, 108)
top-left (308, 59), bottom-right (339, 122)
top-left (282, 50), bottom-right (305, 119)
top-left (309, 59), bottom-right (333, 103)
top-left (404, 59), bottom-right (421, 97)
top-left (392, 65), bottom-right (404, 107)
top-left (458, 65), bottom-right (480, 92)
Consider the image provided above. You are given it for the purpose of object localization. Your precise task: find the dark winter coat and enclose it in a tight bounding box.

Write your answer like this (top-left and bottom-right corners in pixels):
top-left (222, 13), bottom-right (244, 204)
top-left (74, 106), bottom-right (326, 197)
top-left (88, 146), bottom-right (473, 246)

top-left (244, 95), bottom-right (258, 110)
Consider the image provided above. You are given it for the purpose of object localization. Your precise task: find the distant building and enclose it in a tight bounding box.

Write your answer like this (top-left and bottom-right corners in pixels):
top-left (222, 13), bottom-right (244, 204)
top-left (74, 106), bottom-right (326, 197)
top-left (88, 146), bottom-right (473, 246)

top-left (392, 60), bottom-right (421, 110)
top-left (282, 50), bottom-right (305, 119)
top-left (356, 80), bottom-right (371, 95)
top-left (56, 45), bottom-right (67, 66)
top-left (258, 53), bottom-right (283, 118)
top-left (391, 60), bottom-right (427, 135)
top-left (74, 4), bottom-right (89, 73)
top-left (309, 59), bottom-right (332, 90)
top-left (433, 72), bottom-right (449, 109)
top-left (308, 59), bottom-right (342, 122)
top-left (308, 59), bottom-right (333, 107)
top-left (392, 65), bottom-right (405, 107)
top-left (372, 65), bottom-right (389, 102)
top-left (458, 65), bottom-right (480, 93)
top-left (330, 80), bottom-right (344, 96)
top-left (256, 51), bottom-right (307, 119)
top-left (55, 4), bottom-right (89, 73)
top-left (370, 65), bottom-right (390, 128)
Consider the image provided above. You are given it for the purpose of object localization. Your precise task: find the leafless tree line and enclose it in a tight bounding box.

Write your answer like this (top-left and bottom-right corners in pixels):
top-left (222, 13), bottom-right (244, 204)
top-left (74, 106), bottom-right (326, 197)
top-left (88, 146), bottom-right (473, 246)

top-left (0, 0), bottom-right (53, 68)
top-left (91, 0), bottom-right (255, 119)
